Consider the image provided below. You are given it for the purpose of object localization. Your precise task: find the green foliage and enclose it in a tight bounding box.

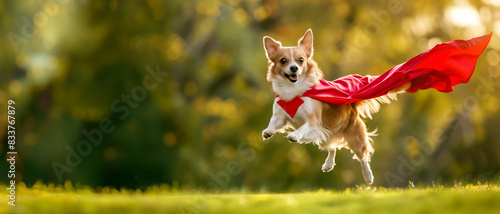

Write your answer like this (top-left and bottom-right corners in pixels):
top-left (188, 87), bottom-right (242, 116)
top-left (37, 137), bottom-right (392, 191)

top-left (0, 0), bottom-right (499, 191)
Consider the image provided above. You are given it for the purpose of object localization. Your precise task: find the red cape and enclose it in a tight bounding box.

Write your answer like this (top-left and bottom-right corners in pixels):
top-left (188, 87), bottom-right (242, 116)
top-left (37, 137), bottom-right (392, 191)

top-left (278, 33), bottom-right (492, 118)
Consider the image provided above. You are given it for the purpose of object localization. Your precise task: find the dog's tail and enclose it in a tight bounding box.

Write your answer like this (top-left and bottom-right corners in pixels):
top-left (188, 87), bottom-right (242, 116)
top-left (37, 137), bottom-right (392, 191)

top-left (355, 82), bottom-right (411, 119)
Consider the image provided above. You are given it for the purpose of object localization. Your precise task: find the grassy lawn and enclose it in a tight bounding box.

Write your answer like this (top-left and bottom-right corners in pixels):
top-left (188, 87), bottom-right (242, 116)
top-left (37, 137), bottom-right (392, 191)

top-left (2, 182), bottom-right (500, 214)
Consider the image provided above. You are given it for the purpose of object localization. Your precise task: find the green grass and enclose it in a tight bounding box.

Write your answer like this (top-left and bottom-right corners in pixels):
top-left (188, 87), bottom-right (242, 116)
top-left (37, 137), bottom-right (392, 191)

top-left (2, 182), bottom-right (500, 214)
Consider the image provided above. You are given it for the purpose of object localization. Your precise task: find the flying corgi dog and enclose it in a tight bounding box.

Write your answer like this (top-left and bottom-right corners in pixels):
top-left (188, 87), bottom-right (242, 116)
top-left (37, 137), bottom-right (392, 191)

top-left (261, 29), bottom-right (491, 185)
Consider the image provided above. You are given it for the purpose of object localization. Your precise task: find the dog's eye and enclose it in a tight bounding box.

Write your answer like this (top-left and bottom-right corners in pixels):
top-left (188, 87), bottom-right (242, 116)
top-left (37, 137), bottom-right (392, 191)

top-left (299, 58), bottom-right (304, 63)
top-left (280, 58), bottom-right (287, 64)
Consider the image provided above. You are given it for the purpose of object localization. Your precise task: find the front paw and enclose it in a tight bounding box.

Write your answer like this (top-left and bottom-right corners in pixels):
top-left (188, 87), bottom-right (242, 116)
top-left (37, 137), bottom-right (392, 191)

top-left (262, 129), bottom-right (274, 140)
top-left (286, 132), bottom-right (301, 143)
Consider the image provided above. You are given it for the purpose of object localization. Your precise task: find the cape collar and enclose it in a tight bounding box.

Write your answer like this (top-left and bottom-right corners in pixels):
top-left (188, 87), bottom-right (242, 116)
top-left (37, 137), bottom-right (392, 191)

top-left (276, 96), bottom-right (304, 118)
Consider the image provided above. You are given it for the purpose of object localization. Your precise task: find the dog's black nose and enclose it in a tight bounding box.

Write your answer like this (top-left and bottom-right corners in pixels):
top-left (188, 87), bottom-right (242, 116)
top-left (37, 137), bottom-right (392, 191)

top-left (290, 66), bottom-right (298, 73)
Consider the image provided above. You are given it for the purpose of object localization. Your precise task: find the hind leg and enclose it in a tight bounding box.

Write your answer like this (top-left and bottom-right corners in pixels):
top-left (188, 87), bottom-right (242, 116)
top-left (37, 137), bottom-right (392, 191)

top-left (360, 161), bottom-right (373, 185)
top-left (344, 118), bottom-right (374, 185)
top-left (322, 148), bottom-right (336, 172)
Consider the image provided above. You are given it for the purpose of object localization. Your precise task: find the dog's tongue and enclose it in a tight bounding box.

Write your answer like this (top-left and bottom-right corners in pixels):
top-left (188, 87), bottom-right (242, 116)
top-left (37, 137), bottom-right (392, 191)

top-left (289, 75), bottom-right (298, 81)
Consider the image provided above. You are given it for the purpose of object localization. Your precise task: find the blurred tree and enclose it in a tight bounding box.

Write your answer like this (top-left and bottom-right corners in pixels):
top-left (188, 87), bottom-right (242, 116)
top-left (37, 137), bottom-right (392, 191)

top-left (0, 0), bottom-right (499, 190)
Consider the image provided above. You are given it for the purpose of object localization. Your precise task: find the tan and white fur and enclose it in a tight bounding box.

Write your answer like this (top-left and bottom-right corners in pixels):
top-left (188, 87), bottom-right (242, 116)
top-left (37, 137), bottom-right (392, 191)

top-left (261, 29), bottom-right (410, 184)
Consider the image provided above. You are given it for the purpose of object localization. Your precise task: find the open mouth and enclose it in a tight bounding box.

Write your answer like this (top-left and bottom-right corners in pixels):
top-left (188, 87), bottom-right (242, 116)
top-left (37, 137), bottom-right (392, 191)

top-left (284, 73), bottom-right (298, 83)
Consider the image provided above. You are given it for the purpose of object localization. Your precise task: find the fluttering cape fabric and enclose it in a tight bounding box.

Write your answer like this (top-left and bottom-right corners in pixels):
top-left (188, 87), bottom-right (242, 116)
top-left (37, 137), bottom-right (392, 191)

top-left (278, 33), bottom-right (492, 118)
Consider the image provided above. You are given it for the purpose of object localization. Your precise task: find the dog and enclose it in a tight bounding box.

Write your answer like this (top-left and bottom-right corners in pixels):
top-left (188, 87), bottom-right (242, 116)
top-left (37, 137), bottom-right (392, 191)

top-left (261, 29), bottom-right (410, 184)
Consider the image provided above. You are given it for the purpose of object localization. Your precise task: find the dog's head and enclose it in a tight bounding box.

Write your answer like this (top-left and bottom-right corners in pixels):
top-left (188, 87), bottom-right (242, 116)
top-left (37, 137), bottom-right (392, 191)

top-left (263, 29), bottom-right (323, 99)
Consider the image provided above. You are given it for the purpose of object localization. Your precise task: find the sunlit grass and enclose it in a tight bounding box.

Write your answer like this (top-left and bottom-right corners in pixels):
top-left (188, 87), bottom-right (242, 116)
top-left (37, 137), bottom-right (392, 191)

top-left (1, 182), bottom-right (500, 214)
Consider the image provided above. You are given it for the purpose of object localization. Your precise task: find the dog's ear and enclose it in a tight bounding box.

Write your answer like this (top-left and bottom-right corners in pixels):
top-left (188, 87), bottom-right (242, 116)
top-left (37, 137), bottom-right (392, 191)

top-left (263, 36), bottom-right (282, 60)
top-left (298, 29), bottom-right (313, 58)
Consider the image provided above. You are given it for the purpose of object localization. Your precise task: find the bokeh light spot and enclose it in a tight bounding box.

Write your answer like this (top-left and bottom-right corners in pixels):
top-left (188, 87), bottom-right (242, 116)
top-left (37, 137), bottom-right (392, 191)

top-left (233, 8), bottom-right (248, 26)
top-left (482, 0), bottom-right (500, 6)
top-left (104, 147), bottom-right (118, 161)
top-left (25, 132), bottom-right (38, 146)
top-left (163, 132), bottom-right (177, 147)
top-left (110, 0), bottom-right (117, 11)
top-left (487, 50), bottom-right (500, 65)
top-left (9, 80), bottom-right (22, 95)
top-left (445, 4), bottom-right (480, 27)
top-left (427, 37), bottom-right (443, 50)
top-left (253, 6), bottom-right (269, 22)
top-left (28, 66), bottom-right (44, 80)
top-left (166, 34), bottom-right (185, 61)
top-left (341, 169), bottom-right (355, 183)
top-left (184, 82), bottom-right (198, 97)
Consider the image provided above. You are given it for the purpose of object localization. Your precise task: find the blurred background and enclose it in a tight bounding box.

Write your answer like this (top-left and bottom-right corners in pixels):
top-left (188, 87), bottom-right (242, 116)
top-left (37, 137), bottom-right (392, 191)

top-left (1, 0), bottom-right (500, 191)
